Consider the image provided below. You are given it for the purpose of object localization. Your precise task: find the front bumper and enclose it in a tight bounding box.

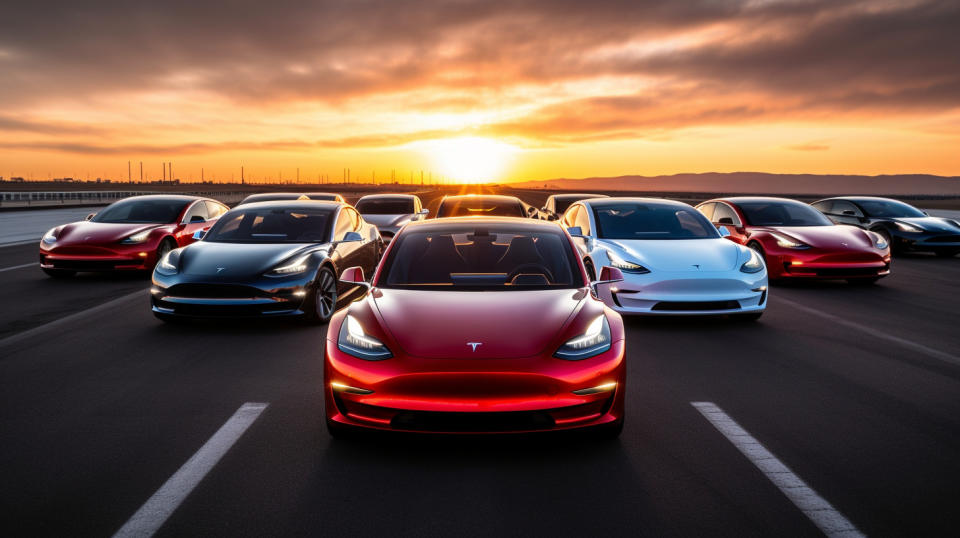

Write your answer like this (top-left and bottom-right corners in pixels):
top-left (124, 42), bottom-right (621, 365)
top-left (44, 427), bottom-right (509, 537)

top-left (150, 272), bottom-right (314, 318)
top-left (891, 231), bottom-right (960, 253)
top-left (766, 249), bottom-right (891, 280)
top-left (324, 329), bottom-right (626, 433)
top-left (594, 271), bottom-right (767, 316)
top-left (39, 242), bottom-right (159, 272)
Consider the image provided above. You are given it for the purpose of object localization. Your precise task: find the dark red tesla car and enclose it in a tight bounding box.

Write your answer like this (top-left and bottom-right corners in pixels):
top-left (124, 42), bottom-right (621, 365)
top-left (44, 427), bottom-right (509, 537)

top-left (696, 197), bottom-right (891, 283)
top-left (324, 217), bottom-right (626, 436)
top-left (39, 194), bottom-right (228, 277)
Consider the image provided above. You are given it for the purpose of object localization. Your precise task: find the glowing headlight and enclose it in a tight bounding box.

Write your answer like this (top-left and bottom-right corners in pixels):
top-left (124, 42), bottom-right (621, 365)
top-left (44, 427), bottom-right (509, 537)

top-left (870, 232), bottom-right (888, 250)
top-left (606, 250), bottom-right (650, 274)
top-left (555, 315), bottom-right (611, 360)
top-left (121, 229), bottom-right (153, 244)
top-left (155, 250), bottom-right (179, 275)
top-left (265, 254), bottom-right (310, 277)
top-left (769, 232), bottom-right (808, 249)
top-left (41, 227), bottom-right (59, 244)
top-left (894, 221), bottom-right (922, 233)
top-left (338, 315), bottom-right (392, 360)
top-left (740, 248), bottom-right (765, 273)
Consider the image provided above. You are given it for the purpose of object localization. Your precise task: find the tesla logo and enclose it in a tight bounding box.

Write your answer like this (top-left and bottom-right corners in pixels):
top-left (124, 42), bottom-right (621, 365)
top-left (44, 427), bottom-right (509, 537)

top-left (216, 267), bottom-right (226, 273)
top-left (84, 236), bottom-right (91, 241)
top-left (467, 342), bottom-right (482, 352)
top-left (841, 242), bottom-right (848, 247)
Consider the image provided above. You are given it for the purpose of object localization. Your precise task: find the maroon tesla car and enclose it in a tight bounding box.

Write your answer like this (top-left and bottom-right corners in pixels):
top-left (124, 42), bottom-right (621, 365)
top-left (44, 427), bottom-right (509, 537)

top-left (38, 194), bottom-right (228, 277)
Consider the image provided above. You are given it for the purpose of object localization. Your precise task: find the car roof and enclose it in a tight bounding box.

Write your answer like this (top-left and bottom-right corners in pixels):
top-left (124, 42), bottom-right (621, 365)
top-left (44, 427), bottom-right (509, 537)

top-left (582, 196), bottom-right (692, 208)
top-left (303, 192), bottom-right (342, 198)
top-left (358, 193), bottom-right (418, 201)
top-left (440, 194), bottom-right (522, 203)
top-left (227, 200), bottom-right (345, 210)
top-left (714, 196), bottom-right (806, 205)
top-left (118, 194), bottom-right (203, 202)
top-left (817, 196), bottom-right (901, 203)
top-left (550, 193), bottom-right (608, 200)
top-left (406, 216), bottom-right (561, 232)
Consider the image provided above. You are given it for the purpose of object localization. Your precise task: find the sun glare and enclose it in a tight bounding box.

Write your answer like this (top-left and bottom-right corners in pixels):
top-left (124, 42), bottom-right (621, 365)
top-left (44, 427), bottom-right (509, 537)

top-left (418, 137), bottom-right (518, 183)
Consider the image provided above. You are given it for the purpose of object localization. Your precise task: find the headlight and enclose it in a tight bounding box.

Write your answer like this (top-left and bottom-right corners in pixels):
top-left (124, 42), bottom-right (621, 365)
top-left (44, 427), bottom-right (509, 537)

top-left (740, 248), bottom-right (764, 273)
top-left (894, 221), bottom-right (923, 233)
top-left (265, 254), bottom-right (310, 277)
top-left (41, 227), bottom-right (59, 245)
top-left (155, 250), bottom-right (179, 275)
top-left (606, 250), bottom-right (650, 274)
top-left (768, 231), bottom-right (808, 249)
top-left (870, 232), bottom-right (888, 250)
top-left (121, 229), bottom-right (153, 244)
top-left (338, 314), bottom-right (392, 360)
top-left (555, 315), bottom-right (611, 360)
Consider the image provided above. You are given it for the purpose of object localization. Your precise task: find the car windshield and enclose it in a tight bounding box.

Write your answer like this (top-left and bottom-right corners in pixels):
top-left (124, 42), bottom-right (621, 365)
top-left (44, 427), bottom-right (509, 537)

top-left (91, 198), bottom-right (188, 224)
top-left (554, 198), bottom-right (581, 214)
top-left (437, 198), bottom-right (524, 218)
top-left (380, 225), bottom-right (584, 290)
top-left (738, 201), bottom-right (834, 227)
top-left (857, 200), bottom-right (926, 218)
top-left (357, 198), bottom-right (415, 214)
top-left (203, 207), bottom-right (333, 243)
top-left (592, 203), bottom-right (719, 240)
top-left (238, 194), bottom-right (304, 205)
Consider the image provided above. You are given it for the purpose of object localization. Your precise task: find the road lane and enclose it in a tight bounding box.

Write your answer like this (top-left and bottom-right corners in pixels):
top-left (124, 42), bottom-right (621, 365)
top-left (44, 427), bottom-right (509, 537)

top-left (0, 207), bottom-right (95, 246)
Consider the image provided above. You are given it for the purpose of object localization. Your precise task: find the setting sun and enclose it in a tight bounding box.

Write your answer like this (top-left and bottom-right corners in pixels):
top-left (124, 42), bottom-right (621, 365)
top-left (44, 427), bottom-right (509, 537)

top-left (415, 137), bottom-right (518, 183)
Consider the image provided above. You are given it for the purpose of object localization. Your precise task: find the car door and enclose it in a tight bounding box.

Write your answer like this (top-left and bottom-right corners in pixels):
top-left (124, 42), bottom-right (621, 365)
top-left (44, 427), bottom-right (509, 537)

top-left (332, 208), bottom-right (368, 289)
top-left (175, 201), bottom-right (211, 246)
top-left (712, 202), bottom-right (749, 245)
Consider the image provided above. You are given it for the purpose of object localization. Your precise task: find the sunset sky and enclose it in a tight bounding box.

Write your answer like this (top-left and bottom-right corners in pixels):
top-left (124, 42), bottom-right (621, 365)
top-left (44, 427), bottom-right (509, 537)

top-left (1, 0), bottom-right (959, 183)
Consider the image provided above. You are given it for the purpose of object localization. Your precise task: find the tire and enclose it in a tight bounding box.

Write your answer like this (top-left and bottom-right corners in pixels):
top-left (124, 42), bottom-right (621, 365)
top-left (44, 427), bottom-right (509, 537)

top-left (305, 266), bottom-right (338, 324)
top-left (42, 268), bottom-right (76, 278)
top-left (747, 241), bottom-right (764, 255)
top-left (734, 312), bottom-right (763, 322)
top-left (584, 259), bottom-right (597, 281)
top-left (154, 238), bottom-right (176, 270)
top-left (848, 277), bottom-right (880, 285)
top-left (935, 249), bottom-right (959, 258)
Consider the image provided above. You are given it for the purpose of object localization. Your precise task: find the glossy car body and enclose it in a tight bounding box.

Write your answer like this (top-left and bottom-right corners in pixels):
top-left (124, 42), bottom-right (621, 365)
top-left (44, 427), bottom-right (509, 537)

top-left (540, 193), bottom-right (608, 221)
top-left (324, 217), bottom-right (626, 435)
top-left (304, 193), bottom-right (346, 202)
top-left (812, 197), bottom-right (960, 257)
top-left (39, 195), bottom-right (227, 276)
top-left (436, 194), bottom-right (538, 219)
top-left (697, 197), bottom-right (891, 281)
top-left (151, 201), bottom-right (382, 323)
top-left (355, 194), bottom-right (429, 243)
top-left (563, 198), bottom-right (767, 317)
top-left (237, 193), bottom-right (310, 205)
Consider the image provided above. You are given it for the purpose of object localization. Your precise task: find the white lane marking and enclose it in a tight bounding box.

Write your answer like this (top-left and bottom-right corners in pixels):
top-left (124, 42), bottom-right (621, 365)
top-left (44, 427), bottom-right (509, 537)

top-left (776, 296), bottom-right (960, 367)
top-left (0, 239), bottom-right (42, 247)
top-left (692, 402), bottom-right (865, 538)
top-left (113, 402), bottom-right (269, 538)
top-left (0, 262), bottom-right (37, 273)
top-left (0, 289), bottom-right (146, 349)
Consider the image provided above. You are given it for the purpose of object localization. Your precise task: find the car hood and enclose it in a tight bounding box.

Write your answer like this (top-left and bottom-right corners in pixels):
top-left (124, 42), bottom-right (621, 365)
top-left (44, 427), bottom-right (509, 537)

top-left (55, 221), bottom-right (166, 244)
top-left (760, 225), bottom-right (874, 250)
top-left (361, 214), bottom-right (412, 228)
top-left (179, 241), bottom-right (323, 278)
top-left (600, 238), bottom-right (741, 272)
top-left (372, 288), bottom-right (588, 358)
top-left (894, 217), bottom-right (960, 233)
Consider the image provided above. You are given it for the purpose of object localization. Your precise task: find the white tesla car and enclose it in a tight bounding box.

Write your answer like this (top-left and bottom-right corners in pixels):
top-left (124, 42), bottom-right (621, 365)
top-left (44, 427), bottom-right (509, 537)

top-left (561, 197), bottom-right (768, 319)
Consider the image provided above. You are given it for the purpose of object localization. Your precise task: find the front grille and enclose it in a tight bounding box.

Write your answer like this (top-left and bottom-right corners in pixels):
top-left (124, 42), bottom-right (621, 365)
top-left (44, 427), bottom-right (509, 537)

top-left (159, 302), bottom-right (289, 317)
top-left (927, 235), bottom-right (960, 243)
top-left (51, 259), bottom-right (140, 270)
top-left (165, 284), bottom-right (265, 299)
top-left (812, 267), bottom-right (882, 277)
top-left (651, 300), bottom-right (740, 311)
top-left (390, 410), bottom-right (555, 432)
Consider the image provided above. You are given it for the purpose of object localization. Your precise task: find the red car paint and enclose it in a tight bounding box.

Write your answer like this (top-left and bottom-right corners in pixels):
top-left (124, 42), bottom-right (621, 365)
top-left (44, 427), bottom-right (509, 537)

top-left (38, 195), bottom-right (227, 273)
top-left (324, 218), bottom-right (626, 434)
top-left (698, 197), bottom-right (891, 281)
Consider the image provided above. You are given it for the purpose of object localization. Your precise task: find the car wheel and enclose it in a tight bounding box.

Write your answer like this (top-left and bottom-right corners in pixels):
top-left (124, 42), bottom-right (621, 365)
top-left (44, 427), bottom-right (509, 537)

top-left (734, 312), bottom-right (763, 322)
top-left (42, 268), bottom-right (76, 278)
top-left (155, 238), bottom-right (176, 269)
top-left (848, 277), bottom-right (880, 285)
top-left (935, 249), bottom-right (959, 258)
top-left (305, 266), bottom-right (338, 324)
top-left (584, 259), bottom-right (597, 281)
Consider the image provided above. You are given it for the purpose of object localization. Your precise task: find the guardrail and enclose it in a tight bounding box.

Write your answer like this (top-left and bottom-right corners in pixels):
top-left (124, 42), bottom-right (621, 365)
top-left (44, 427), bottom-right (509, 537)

top-left (0, 191), bottom-right (247, 208)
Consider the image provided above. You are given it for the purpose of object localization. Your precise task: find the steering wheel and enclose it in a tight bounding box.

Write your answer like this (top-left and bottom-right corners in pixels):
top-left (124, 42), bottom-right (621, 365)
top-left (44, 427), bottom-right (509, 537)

top-left (507, 263), bottom-right (554, 282)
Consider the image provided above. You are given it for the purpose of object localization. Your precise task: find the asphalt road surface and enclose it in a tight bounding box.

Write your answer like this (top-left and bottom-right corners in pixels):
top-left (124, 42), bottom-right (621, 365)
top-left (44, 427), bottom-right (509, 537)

top-left (1, 196), bottom-right (959, 537)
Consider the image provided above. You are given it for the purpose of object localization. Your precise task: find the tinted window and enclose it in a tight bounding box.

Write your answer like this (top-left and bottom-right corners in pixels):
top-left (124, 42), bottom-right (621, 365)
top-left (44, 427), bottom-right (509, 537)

top-left (356, 198), bottom-right (415, 214)
top-left (204, 207), bottom-right (333, 243)
top-left (182, 202), bottom-right (209, 223)
top-left (437, 198), bottom-right (525, 218)
top-left (562, 205), bottom-right (579, 228)
top-left (713, 203), bottom-right (741, 225)
top-left (554, 197), bottom-right (581, 215)
top-left (592, 203), bottom-right (719, 240)
top-left (334, 209), bottom-right (353, 239)
top-left (738, 201), bottom-right (834, 226)
top-left (574, 205), bottom-right (592, 236)
top-left (829, 200), bottom-right (862, 217)
top-left (857, 199), bottom-right (925, 218)
top-left (205, 201), bottom-right (228, 219)
top-left (305, 193), bottom-right (340, 201)
top-left (92, 198), bottom-right (189, 224)
top-left (381, 225), bottom-right (583, 290)
top-left (697, 203), bottom-right (716, 221)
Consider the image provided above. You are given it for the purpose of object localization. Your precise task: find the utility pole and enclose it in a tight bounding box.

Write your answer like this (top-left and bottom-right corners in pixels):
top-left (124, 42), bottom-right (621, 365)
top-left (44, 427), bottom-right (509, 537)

top-left (139, 161), bottom-right (143, 182)
top-left (241, 166), bottom-right (245, 185)
top-left (372, 171), bottom-right (376, 185)
top-left (163, 162), bottom-right (166, 182)
top-left (202, 168), bottom-right (204, 182)
top-left (127, 161), bottom-right (131, 183)
top-left (296, 167), bottom-right (299, 184)
top-left (421, 170), bottom-right (424, 186)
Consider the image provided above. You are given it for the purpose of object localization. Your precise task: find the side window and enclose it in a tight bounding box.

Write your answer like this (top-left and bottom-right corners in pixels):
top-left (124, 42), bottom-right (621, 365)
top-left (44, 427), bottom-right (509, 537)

top-left (713, 203), bottom-right (741, 226)
top-left (205, 201), bottom-right (227, 219)
top-left (831, 200), bottom-right (862, 217)
top-left (546, 198), bottom-right (556, 214)
top-left (697, 202), bottom-right (716, 221)
top-left (334, 209), bottom-right (352, 239)
top-left (811, 201), bottom-right (831, 214)
top-left (574, 206), bottom-right (592, 236)
top-left (182, 201), bottom-right (209, 223)
top-left (562, 205), bottom-right (579, 228)
top-left (348, 208), bottom-right (362, 230)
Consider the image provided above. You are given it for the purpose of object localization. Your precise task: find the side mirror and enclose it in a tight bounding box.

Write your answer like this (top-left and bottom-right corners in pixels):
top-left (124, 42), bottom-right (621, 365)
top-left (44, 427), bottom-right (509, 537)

top-left (567, 226), bottom-right (584, 238)
top-left (189, 215), bottom-right (206, 223)
top-left (526, 206), bottom-right (538, 217)
top-left (340, 266), bottom-right (371, 291)
top-left (717, 225), bottom-right (731, 237)
top-left (340, 231), bottom-right (363, 243)
top-left (591, 266), bottom-right (624, 292)
top-left (718, 217), bottom-right (734, 225)
top-left (418, 208), bottom-right (430, 215)
top-left (192, 229), bottom-right (206, 240)
top-left (85, 213), bottom-right (96, 221)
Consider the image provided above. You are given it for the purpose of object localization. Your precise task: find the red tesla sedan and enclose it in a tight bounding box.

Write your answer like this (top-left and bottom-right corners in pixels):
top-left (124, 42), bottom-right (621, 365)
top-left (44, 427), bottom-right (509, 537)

top-left (696, 197), bottom-right (891, 283)
top-left (324, 218), bottom-right (626, 436)
top-left (38, 194), bottom-right (228, 277)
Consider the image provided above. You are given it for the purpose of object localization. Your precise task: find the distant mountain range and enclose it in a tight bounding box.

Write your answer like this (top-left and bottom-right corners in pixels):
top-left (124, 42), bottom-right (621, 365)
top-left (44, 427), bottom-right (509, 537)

top-left (510, 172), bottom-right (960, 196)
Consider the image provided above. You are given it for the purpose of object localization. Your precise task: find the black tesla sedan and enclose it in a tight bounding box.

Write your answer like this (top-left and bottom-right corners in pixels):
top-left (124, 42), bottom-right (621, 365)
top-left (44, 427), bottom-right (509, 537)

top-left (812, 196), bottom-right (960, 257)
top-left (151, 201), bottom-right (383, 323)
